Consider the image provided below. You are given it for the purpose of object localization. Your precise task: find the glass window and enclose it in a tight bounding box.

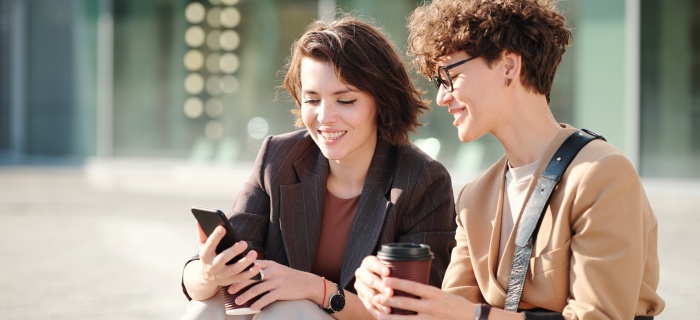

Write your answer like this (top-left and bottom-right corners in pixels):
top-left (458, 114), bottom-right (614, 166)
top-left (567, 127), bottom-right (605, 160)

top-left (112, 0), bottom-right (318, 162)
top-left (0, 1), bottom-right (12, 154)
top-left (640, 0), bottom-right (700, 179)
top-left (0, 0), bottom-right (98, 159)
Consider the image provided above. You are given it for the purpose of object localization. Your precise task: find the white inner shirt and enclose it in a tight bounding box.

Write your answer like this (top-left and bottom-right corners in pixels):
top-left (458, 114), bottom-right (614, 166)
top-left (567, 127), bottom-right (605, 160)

top-left (499, 159), bottom-right (540, 262)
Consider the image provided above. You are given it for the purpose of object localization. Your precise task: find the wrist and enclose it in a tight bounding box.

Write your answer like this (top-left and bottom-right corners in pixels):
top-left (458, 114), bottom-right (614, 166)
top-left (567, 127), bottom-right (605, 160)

top-left (193, 261), bottom-right (216, 288)
top-left (184, 260), bottom-right (219, 300)
top-left (311, 275), bottom-right (328, 307)
top-left (322, 281), bottom-right (345, 314)
top-left (474, 303), bottom-right (491, 320)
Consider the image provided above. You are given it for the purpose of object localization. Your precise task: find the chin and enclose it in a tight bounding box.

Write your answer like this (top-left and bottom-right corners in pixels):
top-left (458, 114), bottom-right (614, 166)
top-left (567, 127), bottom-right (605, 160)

top-left (456, 130), bottom-right (469, 143)
top-left (457, 130), bottom-right (479, 143)
top-left (320, 149), bottom-right (345, 161)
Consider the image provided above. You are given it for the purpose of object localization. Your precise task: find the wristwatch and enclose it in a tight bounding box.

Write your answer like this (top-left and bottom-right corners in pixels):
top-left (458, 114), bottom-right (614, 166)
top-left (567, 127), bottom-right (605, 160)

top-left (323, 282), bottom-right (345, 314)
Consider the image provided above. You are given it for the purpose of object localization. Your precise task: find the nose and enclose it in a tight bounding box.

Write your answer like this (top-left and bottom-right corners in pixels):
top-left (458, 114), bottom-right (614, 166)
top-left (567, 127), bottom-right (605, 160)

top-left (435, 86), bottom-right (453, 107)
top-left (316, 100), bottom-right (336, 124)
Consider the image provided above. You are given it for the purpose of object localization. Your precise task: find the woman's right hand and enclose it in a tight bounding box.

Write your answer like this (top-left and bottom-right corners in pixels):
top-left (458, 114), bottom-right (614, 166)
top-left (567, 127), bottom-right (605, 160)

top-left (354, 255), bottom-right (391, 316)
top-left (197, 224), bottom-right (261, 287)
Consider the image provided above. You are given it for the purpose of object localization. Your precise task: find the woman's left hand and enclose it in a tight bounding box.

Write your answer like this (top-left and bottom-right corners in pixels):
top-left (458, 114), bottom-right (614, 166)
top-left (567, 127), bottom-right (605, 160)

top-left (227, 260), bottom-right (322, 311)
top-left (373, 277), bottom-right (474, 320)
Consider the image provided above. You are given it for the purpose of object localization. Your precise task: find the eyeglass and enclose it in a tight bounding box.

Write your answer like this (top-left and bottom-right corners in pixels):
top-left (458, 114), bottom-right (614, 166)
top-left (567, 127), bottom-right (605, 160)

top-left (432, 56), bottom-right (478, 92)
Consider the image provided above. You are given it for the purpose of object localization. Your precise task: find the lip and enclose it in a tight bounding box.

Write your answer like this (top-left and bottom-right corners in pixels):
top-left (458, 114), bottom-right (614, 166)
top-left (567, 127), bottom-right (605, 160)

top-left (448, 107), bottom-right (466, 116)
top-left (318, 130), bottom-right (347, 142)
top-left (448, 107), bottom-right (466, 127)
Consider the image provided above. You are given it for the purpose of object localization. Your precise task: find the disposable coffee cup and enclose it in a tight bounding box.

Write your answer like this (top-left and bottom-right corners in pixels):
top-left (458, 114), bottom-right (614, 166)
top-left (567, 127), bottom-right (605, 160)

top-left (377, 243), bottom-right (433, 315)
top-left (222, 241), bottom-right (266, 315)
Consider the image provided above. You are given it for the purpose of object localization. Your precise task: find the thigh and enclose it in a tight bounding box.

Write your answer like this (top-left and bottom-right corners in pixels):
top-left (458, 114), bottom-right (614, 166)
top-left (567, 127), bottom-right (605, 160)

top-left (181, 290), bottom-right (255, 320)
top-left (253, 300), bottom-right (334, 320)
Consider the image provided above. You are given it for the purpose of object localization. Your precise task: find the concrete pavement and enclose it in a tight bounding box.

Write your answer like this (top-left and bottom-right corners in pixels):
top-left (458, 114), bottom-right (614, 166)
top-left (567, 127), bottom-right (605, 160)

top-left (0, 159), bottom-right (697, 319)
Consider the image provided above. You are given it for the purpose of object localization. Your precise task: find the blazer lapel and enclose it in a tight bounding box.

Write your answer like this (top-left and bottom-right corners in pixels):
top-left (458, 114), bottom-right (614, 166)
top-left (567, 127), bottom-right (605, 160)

top-left (494, 125), bottom-right (576, 297)
top-left (339, 139), bottom-right (395, 288)
top-left (279, 149), bottom-right (328, 272)
top-left (467, 157), bottom-right (509, 305)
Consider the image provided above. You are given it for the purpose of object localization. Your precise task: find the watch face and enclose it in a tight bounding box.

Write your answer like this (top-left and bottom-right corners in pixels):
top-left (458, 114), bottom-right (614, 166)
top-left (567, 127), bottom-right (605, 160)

top-left (330, 294), bottom-right (345, 312)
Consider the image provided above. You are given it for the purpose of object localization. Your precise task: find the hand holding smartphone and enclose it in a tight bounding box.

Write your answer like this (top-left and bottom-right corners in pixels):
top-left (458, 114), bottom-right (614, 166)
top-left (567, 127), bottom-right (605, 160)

top-left (191, 206), bottom-right (244, 265)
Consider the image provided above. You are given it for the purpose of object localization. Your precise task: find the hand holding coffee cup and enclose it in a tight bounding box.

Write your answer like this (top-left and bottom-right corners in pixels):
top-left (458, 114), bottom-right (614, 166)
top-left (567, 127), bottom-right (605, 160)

top-left (377, 243), bottom-right (433, 315)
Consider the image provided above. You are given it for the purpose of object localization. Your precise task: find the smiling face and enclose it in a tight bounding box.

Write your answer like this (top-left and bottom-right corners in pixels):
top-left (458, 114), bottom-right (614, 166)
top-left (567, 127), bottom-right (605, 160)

top-left (300, 57), bottom-right (378, 163)
top-left (435, 51), bottom-right (508, 143)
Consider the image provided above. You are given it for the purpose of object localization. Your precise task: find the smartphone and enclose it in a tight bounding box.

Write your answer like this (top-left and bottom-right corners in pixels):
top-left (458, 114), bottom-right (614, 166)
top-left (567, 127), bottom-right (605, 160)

top-left (191, 206), bottom-right (243, 265)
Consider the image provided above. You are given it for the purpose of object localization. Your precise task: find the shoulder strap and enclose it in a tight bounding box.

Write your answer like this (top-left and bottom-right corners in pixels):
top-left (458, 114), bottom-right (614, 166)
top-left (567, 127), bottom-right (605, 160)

top-left (504, 129), bottom-right (605, 312)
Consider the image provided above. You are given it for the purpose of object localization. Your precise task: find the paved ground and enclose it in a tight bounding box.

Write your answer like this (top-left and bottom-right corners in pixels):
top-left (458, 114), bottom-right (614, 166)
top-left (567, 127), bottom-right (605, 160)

top-left (0, 159), bottom-right (698, 319)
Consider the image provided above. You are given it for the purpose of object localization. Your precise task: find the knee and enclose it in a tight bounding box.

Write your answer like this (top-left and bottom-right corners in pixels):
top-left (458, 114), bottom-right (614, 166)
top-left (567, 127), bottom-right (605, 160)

top-left (255, 300), bottom-right (331, 320)
top-left (181, 291), bottom-right (226, 320)
top-left (265, 300), bottom-right (316, 314)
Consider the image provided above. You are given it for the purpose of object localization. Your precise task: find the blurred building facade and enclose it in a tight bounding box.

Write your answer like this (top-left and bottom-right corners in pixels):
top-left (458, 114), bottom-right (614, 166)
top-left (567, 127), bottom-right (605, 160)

top-left (0, 0), bottom-right (698, 180)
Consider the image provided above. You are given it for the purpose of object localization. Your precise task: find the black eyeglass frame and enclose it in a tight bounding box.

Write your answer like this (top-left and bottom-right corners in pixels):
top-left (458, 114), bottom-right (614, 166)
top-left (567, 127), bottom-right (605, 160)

top-left (432, 56), bottom-right (479, 92)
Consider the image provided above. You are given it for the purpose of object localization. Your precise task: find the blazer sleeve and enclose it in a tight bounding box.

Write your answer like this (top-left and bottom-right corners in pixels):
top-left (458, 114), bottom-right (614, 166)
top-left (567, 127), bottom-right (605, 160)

top-left (181, 136), bottom-right (273, 300)
top-left (396, 158), bottom-right (457, 287)
top-left (440, 184), bottom-right (484, 303)
top-left (561, 153), bottom-right (658, 319)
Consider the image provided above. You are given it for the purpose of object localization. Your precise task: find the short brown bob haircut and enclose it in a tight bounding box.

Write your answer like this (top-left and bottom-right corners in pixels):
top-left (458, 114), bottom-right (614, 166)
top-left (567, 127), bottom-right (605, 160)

top-left (283, 16), bottom-right (429, 145)
top-left (407, 0), bottom-right (572, 100)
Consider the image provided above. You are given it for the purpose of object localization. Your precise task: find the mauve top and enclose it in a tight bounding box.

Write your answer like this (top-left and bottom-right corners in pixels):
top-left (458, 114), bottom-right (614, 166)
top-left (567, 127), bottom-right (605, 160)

top-left (311, 190), bottom-right (360, 284)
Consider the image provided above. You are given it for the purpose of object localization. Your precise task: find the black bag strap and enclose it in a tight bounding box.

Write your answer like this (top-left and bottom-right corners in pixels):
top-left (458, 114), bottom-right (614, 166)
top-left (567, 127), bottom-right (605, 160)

top-left (504, 129), bottom-right (605, 312)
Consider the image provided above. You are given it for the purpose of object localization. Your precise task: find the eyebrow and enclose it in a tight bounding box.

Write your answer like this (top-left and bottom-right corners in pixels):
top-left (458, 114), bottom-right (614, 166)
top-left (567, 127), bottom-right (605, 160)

top-left (301, 88), bottom-right (356, 96)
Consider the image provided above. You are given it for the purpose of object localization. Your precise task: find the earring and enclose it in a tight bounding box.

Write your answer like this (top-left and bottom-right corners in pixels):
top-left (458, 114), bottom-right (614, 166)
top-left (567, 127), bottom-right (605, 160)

top-left (506, 78), bottom-right (512, 87)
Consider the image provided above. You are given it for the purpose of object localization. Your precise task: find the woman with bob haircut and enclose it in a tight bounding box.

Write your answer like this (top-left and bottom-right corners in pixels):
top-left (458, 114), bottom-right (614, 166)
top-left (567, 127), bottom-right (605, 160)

top-left (355, 0), bottom-right (664, 319)
top-left (181, 15), bottom-right (457, 320)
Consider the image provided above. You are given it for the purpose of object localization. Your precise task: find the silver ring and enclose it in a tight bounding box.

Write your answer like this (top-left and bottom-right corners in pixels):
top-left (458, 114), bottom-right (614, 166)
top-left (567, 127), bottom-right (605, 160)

top-left (258, 269), bottom-right (265, 282)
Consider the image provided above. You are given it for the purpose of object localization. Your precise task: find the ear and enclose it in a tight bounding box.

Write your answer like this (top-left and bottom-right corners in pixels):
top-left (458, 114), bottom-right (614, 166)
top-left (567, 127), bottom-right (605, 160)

top-left (501, 51), bottom-right (521, 87)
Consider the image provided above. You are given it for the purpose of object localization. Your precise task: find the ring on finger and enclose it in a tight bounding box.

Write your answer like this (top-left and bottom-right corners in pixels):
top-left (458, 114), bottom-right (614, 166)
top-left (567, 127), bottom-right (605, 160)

top-left (251, 266), bottom-right (265, 281)
top-left (251, 268), bottom-right (265, 282)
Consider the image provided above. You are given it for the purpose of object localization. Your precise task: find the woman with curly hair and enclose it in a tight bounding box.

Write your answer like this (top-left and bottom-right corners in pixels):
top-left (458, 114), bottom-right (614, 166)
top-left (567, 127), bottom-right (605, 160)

top-left (180, 15), bottom-right (456, 320)
top-left (354, 1), bottom-right (665, 319)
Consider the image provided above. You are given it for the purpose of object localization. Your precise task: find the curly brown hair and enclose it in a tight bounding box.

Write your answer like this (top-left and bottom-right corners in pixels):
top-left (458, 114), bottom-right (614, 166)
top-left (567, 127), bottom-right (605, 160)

top-left (407, 0), bottom-right (572, 99)
top-left (282, 16), bottom-right (429, 145)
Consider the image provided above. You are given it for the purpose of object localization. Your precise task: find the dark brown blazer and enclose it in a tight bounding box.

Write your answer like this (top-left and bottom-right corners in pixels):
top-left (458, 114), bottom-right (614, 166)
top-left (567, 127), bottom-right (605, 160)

top-left (185, 130), bottom-right (456, 297)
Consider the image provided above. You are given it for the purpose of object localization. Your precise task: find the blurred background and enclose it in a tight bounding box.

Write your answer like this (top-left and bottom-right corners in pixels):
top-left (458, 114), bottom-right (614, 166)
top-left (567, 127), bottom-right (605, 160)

top-left (0, 0), bottom-right (698, 319)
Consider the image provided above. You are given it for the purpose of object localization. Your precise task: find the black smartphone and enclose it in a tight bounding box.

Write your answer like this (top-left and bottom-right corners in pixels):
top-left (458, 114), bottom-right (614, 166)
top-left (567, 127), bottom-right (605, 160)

top-left (191, 206), bottom-right (243, 265)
